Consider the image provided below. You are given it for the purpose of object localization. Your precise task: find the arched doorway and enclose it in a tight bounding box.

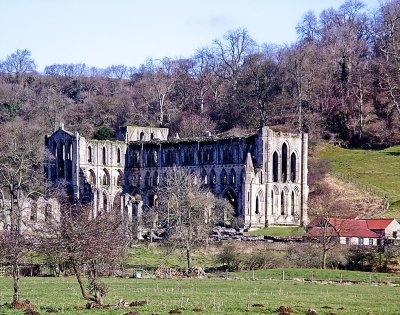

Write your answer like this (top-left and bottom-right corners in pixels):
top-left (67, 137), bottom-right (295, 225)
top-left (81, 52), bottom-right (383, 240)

top-left (113, 192), bottom-right (122, 215)
top-left (222, 187), bottom-right (238, 216)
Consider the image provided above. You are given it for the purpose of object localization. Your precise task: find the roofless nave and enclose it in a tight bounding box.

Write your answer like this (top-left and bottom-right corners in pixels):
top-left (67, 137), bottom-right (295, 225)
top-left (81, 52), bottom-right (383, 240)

top-left (45, 125), bottom-right (309, 229)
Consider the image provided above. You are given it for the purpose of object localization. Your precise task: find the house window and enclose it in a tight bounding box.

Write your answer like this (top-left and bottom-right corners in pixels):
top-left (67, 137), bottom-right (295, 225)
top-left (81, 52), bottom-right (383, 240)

top-left (346, 237), bottom-right (350, 245)
top-left (369, 238), bottom-right (373, 245)
top-left (393, 231), bottom-right (398, 239)
top-left (358, 238), bottom-right (364, 245)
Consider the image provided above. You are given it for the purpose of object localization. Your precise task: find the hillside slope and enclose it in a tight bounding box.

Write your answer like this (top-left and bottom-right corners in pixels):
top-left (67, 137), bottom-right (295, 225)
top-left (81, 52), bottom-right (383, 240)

top-left (318, 144), bottom-right (400, 219)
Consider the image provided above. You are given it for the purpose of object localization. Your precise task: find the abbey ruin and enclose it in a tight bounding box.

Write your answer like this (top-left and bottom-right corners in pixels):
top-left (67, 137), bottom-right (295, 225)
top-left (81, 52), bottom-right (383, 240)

top-left (45, 125), bottom-right (309, 229)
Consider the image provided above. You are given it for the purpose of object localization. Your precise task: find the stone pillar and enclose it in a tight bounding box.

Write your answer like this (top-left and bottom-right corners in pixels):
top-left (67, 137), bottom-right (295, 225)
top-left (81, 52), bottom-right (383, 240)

top-left (300, 133), bottom-right (309, 226)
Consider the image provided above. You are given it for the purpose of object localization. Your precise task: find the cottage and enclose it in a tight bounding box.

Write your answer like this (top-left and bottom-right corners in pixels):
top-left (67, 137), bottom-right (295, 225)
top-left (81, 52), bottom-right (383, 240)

top-left (366, 218), bottom-right (400, 241)
top-left (305, 218), bottom-right (381, 246)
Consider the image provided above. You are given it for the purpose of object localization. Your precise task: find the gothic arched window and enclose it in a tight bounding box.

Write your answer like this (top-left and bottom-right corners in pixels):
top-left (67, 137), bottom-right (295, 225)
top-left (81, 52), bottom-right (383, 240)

top-left (291, 153), bottom-right (297, 182)
top-left (282, 143), bottom-right (288, 182)
top-left (273, 152), bottom-right (279, 182)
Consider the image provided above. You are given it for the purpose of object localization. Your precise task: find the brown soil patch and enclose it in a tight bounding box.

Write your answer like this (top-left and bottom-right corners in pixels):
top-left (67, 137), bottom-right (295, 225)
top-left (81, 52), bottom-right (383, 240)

top-left (323, 174), bottom-right (384, 218)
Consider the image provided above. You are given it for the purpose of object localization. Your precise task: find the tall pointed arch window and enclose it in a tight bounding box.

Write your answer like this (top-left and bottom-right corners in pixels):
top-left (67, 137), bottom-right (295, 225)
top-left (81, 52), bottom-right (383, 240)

top-left (291, 153), bottom-right (297, 182)
top-left (271, 190), bottom-right (274, 214)
top-left (255, 196), bottom-right (260, 215)
top-left (281, 191), bottom-right (285, 215)
top-left (291, 191), bottom-right (295, 216)
top-left (282, 143), bottom-right (288, 182)
top-left (88, 146), bottom-right (92, 163)
top-left (102, 147), bottom-right (107, 165)
top-left (273, 152), bottom-right (279, 182)
top-left (117, 147), bottom-right (121, 163)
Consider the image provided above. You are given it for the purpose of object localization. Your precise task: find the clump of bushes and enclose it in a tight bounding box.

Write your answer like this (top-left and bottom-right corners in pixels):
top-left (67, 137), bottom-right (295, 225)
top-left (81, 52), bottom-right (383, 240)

top-left (216, 243), bottom-right (282, 271)
top-left (93, 125), bottom-right (115, 140)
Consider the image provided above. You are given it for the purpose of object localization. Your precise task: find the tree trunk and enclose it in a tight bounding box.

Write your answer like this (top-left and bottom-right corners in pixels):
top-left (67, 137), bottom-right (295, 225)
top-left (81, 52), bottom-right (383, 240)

top-left (186, 246), bottom-right (192, 269)
top-left (72, 263), bottom-right (90, 300)
top-left (322, 249), bottom-right (327, 269)
top-left (12, 263), bottom-right (20, 305)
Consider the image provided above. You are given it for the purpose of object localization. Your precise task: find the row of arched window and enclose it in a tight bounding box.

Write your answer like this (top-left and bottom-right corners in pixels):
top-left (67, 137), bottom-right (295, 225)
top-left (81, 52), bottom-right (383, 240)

top-left (271, 189), bottom-right (298, 216)
top-left (129, 145), bottom-right (244, 167)
top-left (272, 143), bottom-right (297, 183)
top-left (92, 190), bottom-right (122, 216)
top-left (87, 145), bottom-right (122, 165)
top-left (131, 168), bottom-right (237, 189)
top-left (201, 168), bottom-right (236, 186)
top-left (87, 168), bottom-right (123, 187)
top-left (29, 203), bottom-right (53, 223)
top-left (250, 187), bottom-right (298, 217)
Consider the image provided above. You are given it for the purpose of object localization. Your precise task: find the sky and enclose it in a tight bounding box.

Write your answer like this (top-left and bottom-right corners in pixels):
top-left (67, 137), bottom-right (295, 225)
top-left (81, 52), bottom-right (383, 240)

top-left (0, 0), bottom-right (381, 72)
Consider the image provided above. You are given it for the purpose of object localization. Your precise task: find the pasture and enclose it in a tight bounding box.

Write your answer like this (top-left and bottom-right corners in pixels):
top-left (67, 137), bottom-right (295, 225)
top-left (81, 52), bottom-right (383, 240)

top-left (318, 144), bottom-right (400, 218)
top-left (0, 269), bottom-right (399, 314)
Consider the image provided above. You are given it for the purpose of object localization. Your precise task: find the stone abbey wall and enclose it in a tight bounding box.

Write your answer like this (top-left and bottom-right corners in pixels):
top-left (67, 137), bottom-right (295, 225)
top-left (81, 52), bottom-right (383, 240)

top-left (45, 125), bottom-right (308, 229)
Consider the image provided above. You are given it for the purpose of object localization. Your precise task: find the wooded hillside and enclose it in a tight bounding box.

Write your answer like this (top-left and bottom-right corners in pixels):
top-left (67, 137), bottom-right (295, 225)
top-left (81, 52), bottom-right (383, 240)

top-left (1, 0), bottom-right (400, 148)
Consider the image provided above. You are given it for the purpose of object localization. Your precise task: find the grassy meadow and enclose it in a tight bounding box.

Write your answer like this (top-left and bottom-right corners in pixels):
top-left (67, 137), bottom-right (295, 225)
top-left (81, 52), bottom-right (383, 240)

top-left (246, 227), bottom-right (306, 237)
top-left (0, 269), bottom-right (400, 315)
top-left (126, 245), bottom-right (217, 269)
top-left (318, 144), bottom-right (400, 219)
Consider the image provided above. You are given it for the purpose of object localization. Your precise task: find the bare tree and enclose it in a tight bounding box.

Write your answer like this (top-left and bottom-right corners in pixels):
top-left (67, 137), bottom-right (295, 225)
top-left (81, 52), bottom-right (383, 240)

top-left (38, 88), bottom-right (72, 132)
top-left (213, 28), bottom-right (256, 87)
top-left (137, 58), bottom-right (180, 126)
top-left (307, 191), bottom-right (346, 269)
top-left (1, 49), bottom-right (36, 83)
top-left (156, 167), bottom-right (231, 269)
top-left (174, 112), bottom-right (216, 138)
top-left (372, 0), bottom-right (400, 119)
top-left (39, 201), bottom-right (128, 305)
top-left (0, 119), bottom-right (44, 305)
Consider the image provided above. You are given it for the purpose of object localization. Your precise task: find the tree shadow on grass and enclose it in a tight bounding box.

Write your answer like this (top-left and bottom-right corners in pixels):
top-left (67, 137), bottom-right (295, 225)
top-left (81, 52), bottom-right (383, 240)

top-left (383, 152), bottom-right (400, 156)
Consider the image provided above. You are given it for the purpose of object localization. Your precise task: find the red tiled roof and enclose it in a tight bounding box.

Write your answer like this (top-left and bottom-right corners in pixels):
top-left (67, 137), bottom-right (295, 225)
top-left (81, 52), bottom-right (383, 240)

top-left (306, 218), bottom-right (380, 238)
top-left (366, 219), bottom-right (394, 230)
top-left (337, 219), bottom-right (379, 238)
top-left (304, 227), bottom-right (338, 238)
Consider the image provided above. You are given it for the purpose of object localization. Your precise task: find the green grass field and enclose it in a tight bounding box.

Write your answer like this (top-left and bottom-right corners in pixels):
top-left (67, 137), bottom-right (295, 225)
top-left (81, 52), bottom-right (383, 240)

top-left (126, 245), bottom-right (217, 269)
top-left (0, 269), bottom-right (399, 315)
top-left (318, 144), bottom-right (400, 218)
top-left (246, 227), bottom-right (306, 237)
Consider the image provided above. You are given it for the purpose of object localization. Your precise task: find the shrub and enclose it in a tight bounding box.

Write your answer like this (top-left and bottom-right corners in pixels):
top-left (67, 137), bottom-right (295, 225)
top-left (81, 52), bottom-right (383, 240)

top-left (217, 244), bottom-right (243, 271)
top-left (244, 251), bottom-right (281, 270)
top-left (93, 125), bottom-right (115, 140)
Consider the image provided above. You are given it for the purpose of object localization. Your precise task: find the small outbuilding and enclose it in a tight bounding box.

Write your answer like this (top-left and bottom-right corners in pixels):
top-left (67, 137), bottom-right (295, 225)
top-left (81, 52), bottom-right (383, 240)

top-left (366, 218), bottom-right (400, 242)
top-left (305, 218), bottom-right (381, 246)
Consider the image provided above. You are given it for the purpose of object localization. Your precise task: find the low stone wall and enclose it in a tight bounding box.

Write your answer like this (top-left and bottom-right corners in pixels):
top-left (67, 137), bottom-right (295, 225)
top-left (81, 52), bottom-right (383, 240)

top-left (211, 227), bottom-right (303, 243)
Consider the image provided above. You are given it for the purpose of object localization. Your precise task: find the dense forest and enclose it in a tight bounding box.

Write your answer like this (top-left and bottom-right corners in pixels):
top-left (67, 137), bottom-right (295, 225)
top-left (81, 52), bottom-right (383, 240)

top-left (1, 0), bottom-right (400, 148)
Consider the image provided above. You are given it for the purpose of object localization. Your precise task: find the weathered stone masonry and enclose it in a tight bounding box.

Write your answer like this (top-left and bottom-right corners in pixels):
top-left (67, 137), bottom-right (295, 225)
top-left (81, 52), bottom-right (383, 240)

top-left (45, 125), bottom-right (308, 229)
